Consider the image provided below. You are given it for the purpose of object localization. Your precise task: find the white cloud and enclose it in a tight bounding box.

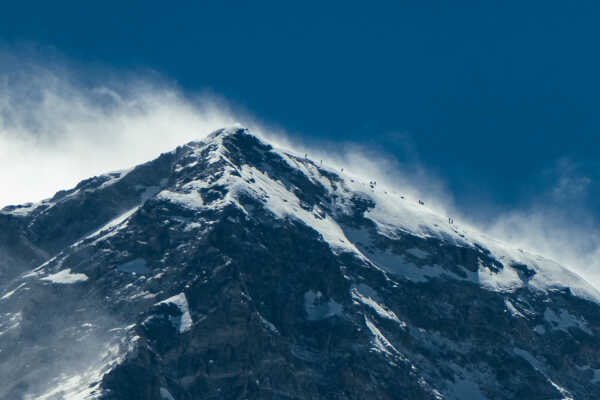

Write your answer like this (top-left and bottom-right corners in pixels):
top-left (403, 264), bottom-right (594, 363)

top-left (0, 61), bottom-right (237, 206)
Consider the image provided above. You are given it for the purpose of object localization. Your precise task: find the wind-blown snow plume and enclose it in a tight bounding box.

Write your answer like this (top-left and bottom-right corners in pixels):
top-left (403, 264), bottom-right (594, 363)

top-left (484, 158), bottom-right (600, 288)
top-left (1, 51), bottom-right (599, 292)
top-left (0, 54), bottom-right (238, 207)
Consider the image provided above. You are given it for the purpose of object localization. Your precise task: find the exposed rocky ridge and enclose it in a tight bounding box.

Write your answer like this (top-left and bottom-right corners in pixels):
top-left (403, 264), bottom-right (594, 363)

top-left (0, 127), bottom-right (599, 399)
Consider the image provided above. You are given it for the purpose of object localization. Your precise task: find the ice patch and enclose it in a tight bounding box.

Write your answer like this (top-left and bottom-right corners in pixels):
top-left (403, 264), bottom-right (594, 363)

top-left (118, 258), bottom-right (150, 274)
top-left (41, 269), bottom-right (88, 284)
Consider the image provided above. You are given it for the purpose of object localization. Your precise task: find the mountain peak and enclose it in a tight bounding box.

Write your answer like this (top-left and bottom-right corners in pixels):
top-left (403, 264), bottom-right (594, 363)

top-left (2, 126), bottom-right (600, 399)
top-left (206, 125), bottom-right (250, 140)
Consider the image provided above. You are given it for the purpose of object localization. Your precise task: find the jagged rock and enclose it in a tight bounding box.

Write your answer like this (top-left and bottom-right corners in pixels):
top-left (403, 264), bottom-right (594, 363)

top-left (1, 127), bottom-right (599, 399)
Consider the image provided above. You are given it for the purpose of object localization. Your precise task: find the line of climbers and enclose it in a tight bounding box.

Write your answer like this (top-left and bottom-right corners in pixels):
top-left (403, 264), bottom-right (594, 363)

top-left (303, 153), bottom-right (457, 227)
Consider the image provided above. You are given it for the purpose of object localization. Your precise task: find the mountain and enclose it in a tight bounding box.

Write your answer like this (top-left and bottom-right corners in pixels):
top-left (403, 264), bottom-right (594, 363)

top-left (1, 127), bottom-right (599, 400)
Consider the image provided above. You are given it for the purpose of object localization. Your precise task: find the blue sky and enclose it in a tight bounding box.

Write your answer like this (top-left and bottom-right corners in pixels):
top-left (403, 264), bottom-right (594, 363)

top-left (1, 2), bottom-right (599, 278)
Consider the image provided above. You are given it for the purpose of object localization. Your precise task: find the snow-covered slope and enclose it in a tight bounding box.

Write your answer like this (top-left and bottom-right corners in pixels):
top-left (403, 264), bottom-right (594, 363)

top-left (1, 127), bottom-right (599, 400)
top-left (148, 127), bottom-right (600, 303)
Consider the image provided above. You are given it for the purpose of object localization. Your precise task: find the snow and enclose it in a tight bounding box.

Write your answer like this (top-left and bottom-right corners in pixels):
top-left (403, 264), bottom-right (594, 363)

top-left (304, 290), bottom-right (343, 321)
top-left (22, 255), bottom-right (61, 278)
top-left (2, 168), bottom-right (133, 220)
top-left (158, 136), bottom-right (363, 255)
top-left (1, 282), bottom-right (26, 300)
top-left (97, 168), bottom-right (133, 190)
top-left (351, 286), bottom-right (404, 326)
top-left (548, 380), bottom-right (575, 400)
top-left (41, 269), bottom-right (88, 284)
top-left (69, 205), bottom-right (139, 248)
top-left (245, 167), bottom-right (360, 254)
top-left (157, 189), bottom-right (205, 209)
top-left (152, 131), bottom-right (600, 304)
top-left (364, 315), bottom-right (404, 360)
top-left (504, 298), bottom-right (526, 318)
top-left (158, 292), bottom-right (193, 333)
top-left (32, 336), bottom-right (127, 400)
top-left (3, 128), bottom-right (599, 398)
top-left (475, 260), bottom-right (522, 293)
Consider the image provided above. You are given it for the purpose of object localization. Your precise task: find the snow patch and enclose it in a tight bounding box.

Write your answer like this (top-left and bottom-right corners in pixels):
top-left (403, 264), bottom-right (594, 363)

top-left (158, 293), bottom-right (193, 333)
top-left (41, 269), bottom-right (88, 284)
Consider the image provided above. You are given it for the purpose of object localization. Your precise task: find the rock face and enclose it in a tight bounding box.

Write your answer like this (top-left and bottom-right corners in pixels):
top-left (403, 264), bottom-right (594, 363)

top-left (1, 127), bottom-right (599, 400)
